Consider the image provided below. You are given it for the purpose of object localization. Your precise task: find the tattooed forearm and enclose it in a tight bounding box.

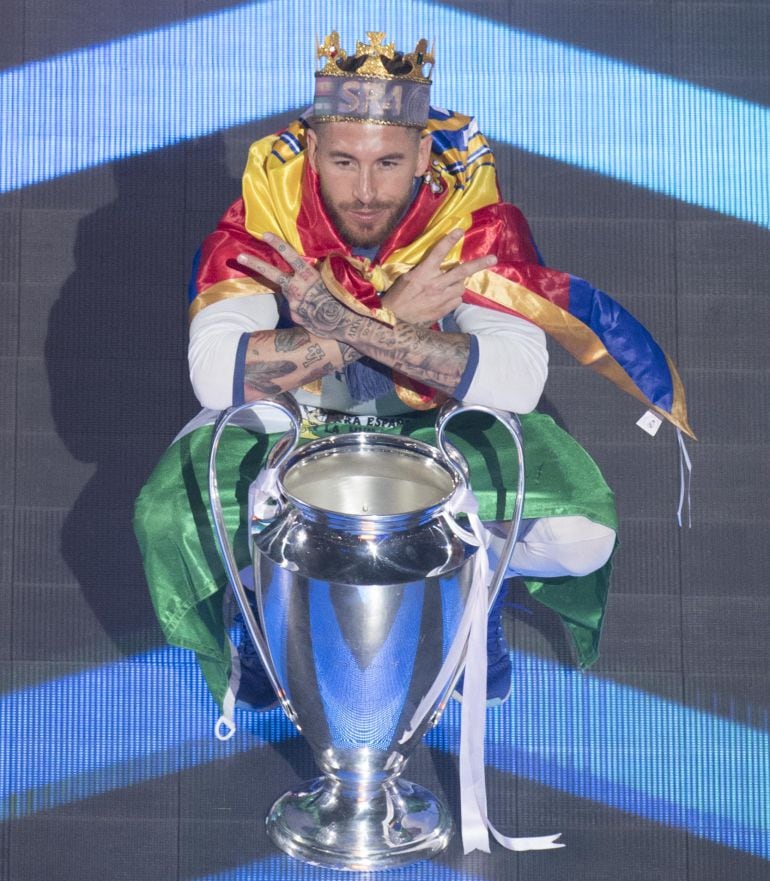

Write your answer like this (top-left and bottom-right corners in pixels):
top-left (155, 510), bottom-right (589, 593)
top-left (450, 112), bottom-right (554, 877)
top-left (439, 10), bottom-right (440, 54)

top-left (274, 326), bottom-right (311, 352)
top-left (340, 319), bottom-right (470, 394)
top-left (243, 327), bottom-right (359, 400)
top-left (244, 360), bottom-right (297, 395)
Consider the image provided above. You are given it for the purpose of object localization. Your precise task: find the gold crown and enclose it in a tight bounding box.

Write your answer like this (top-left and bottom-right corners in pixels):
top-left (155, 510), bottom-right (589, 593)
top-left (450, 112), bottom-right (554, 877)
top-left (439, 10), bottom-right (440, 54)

top-left (316, 31), bottom-right (434, 84)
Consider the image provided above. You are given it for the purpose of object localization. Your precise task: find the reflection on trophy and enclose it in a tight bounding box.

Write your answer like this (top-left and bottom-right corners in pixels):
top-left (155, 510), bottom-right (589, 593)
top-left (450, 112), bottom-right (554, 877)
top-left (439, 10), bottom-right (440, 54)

top-left (209, 395), bottom-right (525, 870)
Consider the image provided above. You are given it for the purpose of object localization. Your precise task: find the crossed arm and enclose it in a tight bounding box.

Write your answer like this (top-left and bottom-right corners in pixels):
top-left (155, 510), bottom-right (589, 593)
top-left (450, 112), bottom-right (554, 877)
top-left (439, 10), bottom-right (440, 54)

top-left (235, 230), bottom-right (497, 401)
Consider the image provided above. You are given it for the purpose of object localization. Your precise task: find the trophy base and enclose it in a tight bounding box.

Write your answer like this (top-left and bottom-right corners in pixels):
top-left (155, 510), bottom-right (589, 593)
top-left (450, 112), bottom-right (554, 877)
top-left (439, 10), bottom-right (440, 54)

top-left (266, 775), bottom-right (453, 870)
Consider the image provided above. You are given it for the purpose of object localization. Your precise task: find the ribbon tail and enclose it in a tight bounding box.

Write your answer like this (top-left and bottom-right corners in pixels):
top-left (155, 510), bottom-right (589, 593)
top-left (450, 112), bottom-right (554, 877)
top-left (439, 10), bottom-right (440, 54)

top-left (676, 428), bottom-right (693, 528)
top-left (457, 500), bottom-right (565, 855)
top-left (459, 507), bottom-right (492, 855)
top-left (490, 829), bottom-right (565, 851)
top-left (459, 577), bottom-right (491, 854)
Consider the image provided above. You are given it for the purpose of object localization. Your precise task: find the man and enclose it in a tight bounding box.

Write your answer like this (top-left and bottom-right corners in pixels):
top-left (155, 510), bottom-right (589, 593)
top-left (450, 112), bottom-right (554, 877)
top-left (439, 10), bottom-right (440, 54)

top-left (134, 32), bottom-right (690, 726)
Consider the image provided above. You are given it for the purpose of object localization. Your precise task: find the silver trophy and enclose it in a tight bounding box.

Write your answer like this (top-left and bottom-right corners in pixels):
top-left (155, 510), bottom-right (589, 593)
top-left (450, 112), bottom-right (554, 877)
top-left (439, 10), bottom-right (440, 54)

top-left (209, 396), bottom-right (525, 870)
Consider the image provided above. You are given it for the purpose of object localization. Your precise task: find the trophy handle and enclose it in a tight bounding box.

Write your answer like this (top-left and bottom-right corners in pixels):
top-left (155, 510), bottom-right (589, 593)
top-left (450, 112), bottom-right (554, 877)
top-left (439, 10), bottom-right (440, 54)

top-left (208, 394), bottom-right (302, 724)
top-left (435, 399), bottom-right (526, 610)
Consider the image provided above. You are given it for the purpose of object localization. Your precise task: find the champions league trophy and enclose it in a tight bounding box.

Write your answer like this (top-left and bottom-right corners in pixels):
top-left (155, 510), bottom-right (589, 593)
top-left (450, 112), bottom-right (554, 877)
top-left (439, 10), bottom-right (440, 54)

top-left (209, 395), bottom-right (525, 870)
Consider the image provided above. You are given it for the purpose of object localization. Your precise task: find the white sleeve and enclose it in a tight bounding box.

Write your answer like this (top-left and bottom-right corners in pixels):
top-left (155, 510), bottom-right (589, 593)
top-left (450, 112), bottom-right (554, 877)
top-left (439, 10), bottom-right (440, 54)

top-left (187, 294), bottom-right (279, 409)
top-left (450, 302), bottom-right (548, 413)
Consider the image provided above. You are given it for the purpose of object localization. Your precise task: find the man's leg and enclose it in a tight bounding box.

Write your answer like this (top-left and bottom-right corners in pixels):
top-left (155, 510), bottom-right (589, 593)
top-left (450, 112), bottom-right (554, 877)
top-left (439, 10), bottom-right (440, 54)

top-left (456, 515), bottom-right (617, 705)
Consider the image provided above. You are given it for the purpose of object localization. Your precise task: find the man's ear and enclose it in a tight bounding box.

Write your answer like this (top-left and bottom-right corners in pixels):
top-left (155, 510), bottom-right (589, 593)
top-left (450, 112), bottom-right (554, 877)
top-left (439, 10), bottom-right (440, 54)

top-left (416, 132), bottom-right (433, 177)
top-left (306, 128), bottom-right (319, 171)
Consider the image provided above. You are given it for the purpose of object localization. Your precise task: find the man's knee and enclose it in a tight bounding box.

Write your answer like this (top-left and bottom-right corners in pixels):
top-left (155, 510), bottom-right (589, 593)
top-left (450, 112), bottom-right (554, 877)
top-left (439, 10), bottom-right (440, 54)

top-left (533, 516), bottom-right (616, 577)
top-left (486, 516), bottom-right (616, 579)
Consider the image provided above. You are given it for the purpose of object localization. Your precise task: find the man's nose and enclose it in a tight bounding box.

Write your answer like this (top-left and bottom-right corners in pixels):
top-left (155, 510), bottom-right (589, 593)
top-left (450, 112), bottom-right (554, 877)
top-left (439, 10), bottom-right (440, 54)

top-left (353, 168), bottom-right (374, 203)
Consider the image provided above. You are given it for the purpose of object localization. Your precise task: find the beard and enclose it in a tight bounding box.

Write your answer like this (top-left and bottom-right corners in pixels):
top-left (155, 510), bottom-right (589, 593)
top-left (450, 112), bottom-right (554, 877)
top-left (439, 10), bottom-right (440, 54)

top-left (320, 185), bottom-right (414, 250)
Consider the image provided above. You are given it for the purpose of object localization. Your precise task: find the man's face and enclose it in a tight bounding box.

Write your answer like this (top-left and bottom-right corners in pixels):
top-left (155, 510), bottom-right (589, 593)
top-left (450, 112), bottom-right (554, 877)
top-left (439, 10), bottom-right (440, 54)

top-left (307, 122), bottom-right (432, 249)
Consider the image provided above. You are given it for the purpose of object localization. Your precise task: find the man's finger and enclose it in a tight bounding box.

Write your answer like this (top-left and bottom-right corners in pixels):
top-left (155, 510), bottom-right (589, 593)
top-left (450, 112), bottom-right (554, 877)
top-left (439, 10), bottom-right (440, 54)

top-left (442, 253), bottom-right (497, 285)
top-left (422, 228), bottom-right (465, 270)
top-left (236, 252), bottom-right (288, 286)
top-left (262, 232), bottom-right (307, 273)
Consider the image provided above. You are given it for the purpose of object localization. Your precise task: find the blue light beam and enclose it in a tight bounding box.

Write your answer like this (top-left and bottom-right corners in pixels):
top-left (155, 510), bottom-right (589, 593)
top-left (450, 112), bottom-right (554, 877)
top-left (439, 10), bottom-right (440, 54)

top-left (2, 648), bottom-right (768, 860)
top-left (1, 0), bottom-right (768, 228)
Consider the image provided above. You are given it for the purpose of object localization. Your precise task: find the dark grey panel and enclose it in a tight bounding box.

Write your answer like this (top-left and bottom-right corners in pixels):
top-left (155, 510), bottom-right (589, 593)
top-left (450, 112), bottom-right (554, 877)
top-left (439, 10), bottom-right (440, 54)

top-left (683, 596), bottom-right (770, 673)
top-left (14, 432), bottom-right (101, 508)
top-left (12, 578), bottom-right (162, 662)
top-left (21, 282), bottom-right (185, 361)
top-left (676, 221), bottom-right (770, 297)
top-left (0, 430), bottom-right (16, 505)
top-left (20, 206), bottom-right (187, 289)
top-left (0, 583), bottom-right (10, 662)
top-left (684, 443), bottom-right (767, 523)
top-left (16, 357), bottom-right (185, 438)
top-left (18, 208), bottom-right (82, 285)
top-left (0, 209), bottom-right (21, 284)
top-left (673, 4), bottom-right (770, 85)
top-left (606, 517), bottom-right (682, 595)
top-left (596, 592), bottom-right (683, 673)
top-left (20, 166), bottom-right (118, 213)
top-left (0, 355), bottom-right (16, 420)
top-left (183, 138), bottom-right (242, 213)
top-left (520, 828), bottom-right (687, 881)
top-left (683, 368), bottom-right (770, 443)
top-left (179, 735), bottom-right (308, 822)
top-left (179, 819), bottom-right (268, 880)
top-left (14, 501), bottom-right (168, 657)
top-left (0, 506), bottom-right (11, 584)
top-left (0, 283), bottom-right (19, 356)
top-left (681, 521), bottom-right (769, 596)
top-left (9, 816), bottom-right (179, 881)
top-left (497, 0), bottom-right (770, 108)
top-left (687, 839), bottom-right (770, 881)
top-left (0, 0), bottom-right (23, 69)
top-left (14, 506), bottom-right (79, 586)
top-left (540, 363), bottom-right (673, 444)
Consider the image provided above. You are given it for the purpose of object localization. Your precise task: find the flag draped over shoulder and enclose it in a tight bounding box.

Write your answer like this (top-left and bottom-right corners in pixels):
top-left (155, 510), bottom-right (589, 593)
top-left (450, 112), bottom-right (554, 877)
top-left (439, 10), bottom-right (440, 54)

top-left (189, 108), bottom-right (693, 438)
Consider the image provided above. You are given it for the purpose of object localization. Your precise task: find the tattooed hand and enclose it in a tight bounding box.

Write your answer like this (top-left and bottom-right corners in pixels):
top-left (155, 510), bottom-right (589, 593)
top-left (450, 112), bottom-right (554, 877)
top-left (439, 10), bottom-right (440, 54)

top-left (236, 235), bottom-right (349, 340)
top-left (382, 229), bottom-right (497, 326)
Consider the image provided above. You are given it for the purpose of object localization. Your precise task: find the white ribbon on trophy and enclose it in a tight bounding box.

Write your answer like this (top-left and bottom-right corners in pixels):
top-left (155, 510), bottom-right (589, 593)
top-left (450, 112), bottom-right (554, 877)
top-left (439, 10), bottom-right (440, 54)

top-left (448, 487), bottom-right (564, 854)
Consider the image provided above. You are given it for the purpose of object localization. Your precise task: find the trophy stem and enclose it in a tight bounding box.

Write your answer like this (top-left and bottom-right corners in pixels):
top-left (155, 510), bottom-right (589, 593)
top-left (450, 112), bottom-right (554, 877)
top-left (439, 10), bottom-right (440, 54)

top-left (266, 775), bottom-right (453, 870)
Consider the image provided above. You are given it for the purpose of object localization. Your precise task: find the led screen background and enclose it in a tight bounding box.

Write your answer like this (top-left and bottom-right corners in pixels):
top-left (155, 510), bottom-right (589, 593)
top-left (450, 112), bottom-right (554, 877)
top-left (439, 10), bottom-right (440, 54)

top-left (1, 2), bottom-right (769, 880)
